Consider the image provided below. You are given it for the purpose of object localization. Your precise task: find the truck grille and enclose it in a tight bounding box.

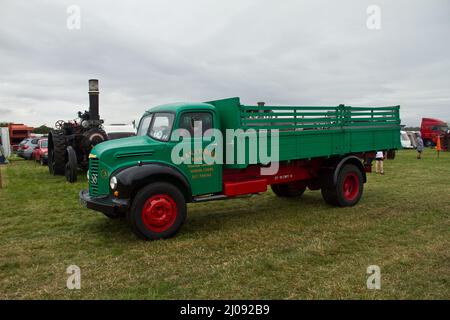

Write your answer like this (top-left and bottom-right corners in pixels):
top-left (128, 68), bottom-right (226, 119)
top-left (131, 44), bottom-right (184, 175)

top-left (89, 158), bottom-right (99, 196)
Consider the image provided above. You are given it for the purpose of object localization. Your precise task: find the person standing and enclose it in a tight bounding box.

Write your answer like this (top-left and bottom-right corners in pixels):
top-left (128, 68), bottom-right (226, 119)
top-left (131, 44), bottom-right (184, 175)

top-left (375, 151), bottom-right (384, 174)
top-left (416, 134), bottom-right (424, 159)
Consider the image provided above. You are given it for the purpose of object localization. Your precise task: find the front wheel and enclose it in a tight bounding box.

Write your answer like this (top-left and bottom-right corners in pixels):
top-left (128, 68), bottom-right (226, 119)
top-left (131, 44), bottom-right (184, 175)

top-left (64, 146), bottom-right (78, 183)
top-left (321, 164), bottom-right (364, 207)
top-left (127, 182), bottom-right (187, 240)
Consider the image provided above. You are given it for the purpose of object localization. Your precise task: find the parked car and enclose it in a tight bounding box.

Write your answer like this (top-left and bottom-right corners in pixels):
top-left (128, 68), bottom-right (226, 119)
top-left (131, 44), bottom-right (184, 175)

top-left (401, 130), bottom-right (413, 149)
top-left (32, 138), bottom-right (48, 165)
top-left (16, 137), bottom-right (39, 160)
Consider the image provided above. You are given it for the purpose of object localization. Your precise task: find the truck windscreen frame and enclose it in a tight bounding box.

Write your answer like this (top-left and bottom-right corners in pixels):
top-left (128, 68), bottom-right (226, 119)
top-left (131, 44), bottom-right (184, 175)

top-left (137, 114), bottom-right (153, 136)
top-left (138, 112), bottom-right (175, 142)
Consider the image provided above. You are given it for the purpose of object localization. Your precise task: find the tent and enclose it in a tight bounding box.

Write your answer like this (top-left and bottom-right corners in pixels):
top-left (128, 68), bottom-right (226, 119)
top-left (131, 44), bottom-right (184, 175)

top-left (0, 127), bottom-right (11, 159)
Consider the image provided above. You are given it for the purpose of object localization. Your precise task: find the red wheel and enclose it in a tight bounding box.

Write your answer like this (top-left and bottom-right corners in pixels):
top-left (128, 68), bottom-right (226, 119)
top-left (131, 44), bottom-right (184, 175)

top-left (141, 194), bottom-right (177, 233)
top-left (128, 182), bottom-right (187, 240)
top-left (342, 172), bottom-right (359, 202)
top-left (321, 164), bottom-right (363, 207)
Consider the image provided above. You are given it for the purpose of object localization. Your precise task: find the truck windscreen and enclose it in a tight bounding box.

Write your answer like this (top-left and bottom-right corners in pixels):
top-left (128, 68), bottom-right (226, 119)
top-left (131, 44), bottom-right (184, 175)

top-left (148, 113), bottom-right (174, 141)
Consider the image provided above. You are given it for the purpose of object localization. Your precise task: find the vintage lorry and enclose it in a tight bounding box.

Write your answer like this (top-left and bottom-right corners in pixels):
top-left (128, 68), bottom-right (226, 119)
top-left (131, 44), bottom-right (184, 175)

top-left (80, 98), bottom-right (401, 240)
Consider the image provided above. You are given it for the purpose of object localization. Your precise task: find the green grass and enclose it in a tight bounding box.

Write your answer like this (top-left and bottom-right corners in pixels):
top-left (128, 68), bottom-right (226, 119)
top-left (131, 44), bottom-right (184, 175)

top-left (0, 150), bottom-right (449, 299)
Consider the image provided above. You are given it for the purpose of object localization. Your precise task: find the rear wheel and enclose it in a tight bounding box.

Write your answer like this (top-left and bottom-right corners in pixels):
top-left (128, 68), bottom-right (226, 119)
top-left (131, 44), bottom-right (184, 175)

top-left (386, 150), bottom-right (396, 160)
top-left (321, 164), bottom-right (364, 207)
top-left (127, 182), bottom-right (187, 240)
top-left (271, 181), bottom-right (307, 198)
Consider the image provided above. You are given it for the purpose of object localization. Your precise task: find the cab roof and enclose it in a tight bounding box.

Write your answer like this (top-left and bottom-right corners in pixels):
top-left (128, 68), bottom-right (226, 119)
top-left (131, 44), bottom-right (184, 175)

top-left (145, 102), bottom-right (216, 114)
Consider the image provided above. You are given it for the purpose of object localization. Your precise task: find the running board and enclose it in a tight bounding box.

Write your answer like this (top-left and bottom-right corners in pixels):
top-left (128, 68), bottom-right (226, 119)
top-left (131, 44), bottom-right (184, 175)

top-left (192, 194), bottom-right (258, 203)
top-left (192, 195), bottom-right (228, 203)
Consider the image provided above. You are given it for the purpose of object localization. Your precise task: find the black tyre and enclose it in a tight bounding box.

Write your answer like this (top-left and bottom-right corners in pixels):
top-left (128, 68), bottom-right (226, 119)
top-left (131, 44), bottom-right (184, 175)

top-left (64, 146), bottom-right (78, 183)
top-left (321, 187), bottom-right (339, 206)
top-left (271, 181), bottom-right (307, 198)
top-left (48, 131), bottom-right (66, 175)
top-left (321, 164), bottom-right (364, 207)
top-left (386, 150), bottom-right (396, 160)
top-left (40, 157), bottom-right (45, 166)
top-left (127, 182), bottom-right (187, 240)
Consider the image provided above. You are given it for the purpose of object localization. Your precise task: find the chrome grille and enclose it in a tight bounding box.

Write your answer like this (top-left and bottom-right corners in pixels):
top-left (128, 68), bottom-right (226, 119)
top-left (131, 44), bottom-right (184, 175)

top-left (89, 158), bottom-right (99, 196)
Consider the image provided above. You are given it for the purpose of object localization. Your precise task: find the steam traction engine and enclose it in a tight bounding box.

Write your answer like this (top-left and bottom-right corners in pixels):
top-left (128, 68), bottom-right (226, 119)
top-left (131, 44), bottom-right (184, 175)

top-left (48, 79), bottom-right (108, 182)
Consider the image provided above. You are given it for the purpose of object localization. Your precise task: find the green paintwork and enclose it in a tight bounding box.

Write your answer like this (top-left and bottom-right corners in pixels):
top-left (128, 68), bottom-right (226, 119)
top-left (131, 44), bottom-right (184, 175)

top-left (88, 97), bottom-right (401, 198)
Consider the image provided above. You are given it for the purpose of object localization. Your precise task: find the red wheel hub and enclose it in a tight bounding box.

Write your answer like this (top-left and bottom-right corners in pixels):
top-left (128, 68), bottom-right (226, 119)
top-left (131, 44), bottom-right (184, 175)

top-left (342, 172), bottom-right (359, 201)
top-left (141, 194), bottom-right (177, 233)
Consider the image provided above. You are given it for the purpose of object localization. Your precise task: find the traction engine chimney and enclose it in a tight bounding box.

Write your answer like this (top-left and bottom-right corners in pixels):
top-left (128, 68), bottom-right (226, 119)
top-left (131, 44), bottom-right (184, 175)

top-left (88, 79), bottom-right (99, 121)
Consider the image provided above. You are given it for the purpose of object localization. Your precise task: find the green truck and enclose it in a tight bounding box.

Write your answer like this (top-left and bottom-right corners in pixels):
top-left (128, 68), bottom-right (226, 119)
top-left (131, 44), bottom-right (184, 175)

top-left (79, 97), bottom-right (401, 240)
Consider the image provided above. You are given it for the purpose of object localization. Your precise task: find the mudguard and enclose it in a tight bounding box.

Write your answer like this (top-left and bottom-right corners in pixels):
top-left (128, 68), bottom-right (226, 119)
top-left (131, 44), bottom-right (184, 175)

top-left (332, 155), bottom-right (366, 185)
top-left (113, 163), bottom-right (192, 202)
top-left (319, 155), bottom-right (367, 188)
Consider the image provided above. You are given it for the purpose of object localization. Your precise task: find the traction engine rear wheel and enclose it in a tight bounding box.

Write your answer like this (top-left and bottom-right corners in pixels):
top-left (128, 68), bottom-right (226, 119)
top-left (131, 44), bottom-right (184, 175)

top-left (48, 131), bottom-right (66, 175)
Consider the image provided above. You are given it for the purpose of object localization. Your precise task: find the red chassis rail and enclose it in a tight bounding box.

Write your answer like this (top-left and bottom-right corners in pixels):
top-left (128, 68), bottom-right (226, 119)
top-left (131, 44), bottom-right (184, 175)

top-left (222, 153), bottom-right (376, 197)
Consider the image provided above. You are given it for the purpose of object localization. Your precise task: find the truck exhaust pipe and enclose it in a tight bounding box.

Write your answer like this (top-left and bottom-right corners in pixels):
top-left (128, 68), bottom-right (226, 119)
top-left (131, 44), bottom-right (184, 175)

top-left (88, 79), bottom-right (99, 121)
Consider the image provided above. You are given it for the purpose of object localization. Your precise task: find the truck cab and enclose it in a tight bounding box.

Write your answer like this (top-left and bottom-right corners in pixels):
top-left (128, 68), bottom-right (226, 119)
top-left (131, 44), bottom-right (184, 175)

top-left (420, 118), bottom-right (449, 147)
top-left (80, 101), bottom-right (225, 239)
top-left (80, 98), bottom-right (401, 240)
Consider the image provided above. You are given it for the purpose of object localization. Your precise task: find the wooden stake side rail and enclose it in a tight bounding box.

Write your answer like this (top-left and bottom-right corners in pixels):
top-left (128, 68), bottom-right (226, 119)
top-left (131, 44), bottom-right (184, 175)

top-left (240, 105), bottom-right (400, 130)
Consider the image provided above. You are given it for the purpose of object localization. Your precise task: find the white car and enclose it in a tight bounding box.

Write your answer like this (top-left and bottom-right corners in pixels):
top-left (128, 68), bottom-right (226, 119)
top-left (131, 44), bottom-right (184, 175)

top-left (400, 130), bottom-right (413, 149)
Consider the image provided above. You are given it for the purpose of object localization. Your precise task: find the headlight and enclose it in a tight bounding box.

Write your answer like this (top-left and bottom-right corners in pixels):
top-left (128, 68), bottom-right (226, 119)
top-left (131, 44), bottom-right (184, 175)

top-left (110, 176), bottom-right (118, 190)
top-left (86, 170), bottom-right (90, 180)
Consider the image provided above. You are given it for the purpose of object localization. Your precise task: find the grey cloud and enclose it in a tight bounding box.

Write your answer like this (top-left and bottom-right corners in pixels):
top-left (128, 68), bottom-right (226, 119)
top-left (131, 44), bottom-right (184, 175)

top-left (0, 0), bottom-right (449, 127)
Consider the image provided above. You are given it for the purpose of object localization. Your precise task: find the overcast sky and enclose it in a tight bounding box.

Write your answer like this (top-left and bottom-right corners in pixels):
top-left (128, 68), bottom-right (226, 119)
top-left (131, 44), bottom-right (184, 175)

top-left (0, 0), bottom-right (449, 127)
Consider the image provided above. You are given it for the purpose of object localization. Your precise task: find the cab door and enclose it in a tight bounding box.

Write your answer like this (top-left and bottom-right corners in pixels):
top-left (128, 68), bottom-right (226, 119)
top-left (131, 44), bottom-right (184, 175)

top-left (175, 111), bottom-right (222, 195)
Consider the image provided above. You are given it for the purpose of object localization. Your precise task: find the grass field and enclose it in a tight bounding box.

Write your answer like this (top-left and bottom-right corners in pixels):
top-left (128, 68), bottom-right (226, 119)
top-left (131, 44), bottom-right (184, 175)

top-left (0, 149), bottom-right (449, 299)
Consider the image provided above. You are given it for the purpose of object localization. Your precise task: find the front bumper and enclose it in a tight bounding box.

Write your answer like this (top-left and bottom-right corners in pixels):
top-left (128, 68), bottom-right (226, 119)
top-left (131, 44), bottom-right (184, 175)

top-left (79, 189), bottom-right (129, 217)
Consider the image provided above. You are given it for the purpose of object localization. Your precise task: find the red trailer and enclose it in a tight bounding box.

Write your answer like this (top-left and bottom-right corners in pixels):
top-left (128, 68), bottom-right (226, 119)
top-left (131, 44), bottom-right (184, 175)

top-left (8, 123), bottom-right (34, 151)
